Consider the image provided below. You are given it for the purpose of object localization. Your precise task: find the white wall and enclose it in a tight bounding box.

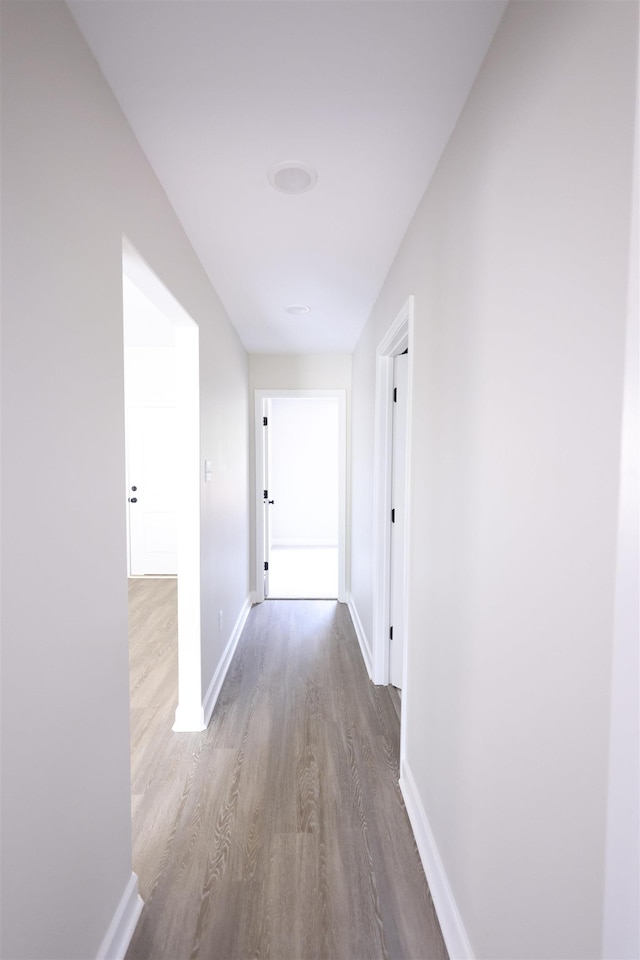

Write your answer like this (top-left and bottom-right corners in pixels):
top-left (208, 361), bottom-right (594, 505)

top-left (350, 3), bottom-right (638, 959)
top-left (0, 3), bottom-right (249, 958)
top-left (249, 354), bottom-right (352, 392)
top-left (248, 354), bottom-right (351, 594)
top-left (602, 38), bottom-right (640, 958)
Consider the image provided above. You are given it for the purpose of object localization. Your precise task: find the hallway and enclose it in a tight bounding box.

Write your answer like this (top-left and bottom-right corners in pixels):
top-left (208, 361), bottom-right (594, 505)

top-left (127, 583), bottom-right (447, 959)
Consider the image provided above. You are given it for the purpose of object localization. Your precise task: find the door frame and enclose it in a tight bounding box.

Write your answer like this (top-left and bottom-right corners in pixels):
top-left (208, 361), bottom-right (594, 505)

top-left (253, 389), bottom-right (347, 604)
top-left (123, 238), bottom-right (204, 732)
top-left (372, 296), bottom-right (414, 695)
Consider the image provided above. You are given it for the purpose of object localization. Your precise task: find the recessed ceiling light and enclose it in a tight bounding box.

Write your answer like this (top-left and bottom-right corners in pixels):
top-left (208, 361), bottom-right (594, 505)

top-left (268, 162), bottom-right (317, 195)
top-left (286, 304), bottom-right (311, 316)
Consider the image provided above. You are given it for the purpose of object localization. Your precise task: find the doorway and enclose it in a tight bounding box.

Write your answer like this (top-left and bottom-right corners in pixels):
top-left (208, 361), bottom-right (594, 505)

top-left (267, 397), bottom-right (339, 598)
top-left (254, 389), bottom-right (347, 603)
top-left (372, 297), bottom-right (414, 753)
top-left (123, 239), bottom-right (204, 732)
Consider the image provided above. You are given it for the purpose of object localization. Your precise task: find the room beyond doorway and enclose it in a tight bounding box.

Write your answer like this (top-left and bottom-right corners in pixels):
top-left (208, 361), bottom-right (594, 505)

top-left (269, 545), bottom-right (339, 599)
top-left (254, 390), bottom-right (347, 603)
top-left (123, 239), bottom-right (203, 733)
top-left (267, 396), bottom-right (339, 599)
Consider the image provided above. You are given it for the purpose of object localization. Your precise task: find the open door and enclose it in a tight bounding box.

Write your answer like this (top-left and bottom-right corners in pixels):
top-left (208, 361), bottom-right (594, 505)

top-left (127, 405), bottom-right (178, 576)
top-left (389, 352), bottom-right (409, 689)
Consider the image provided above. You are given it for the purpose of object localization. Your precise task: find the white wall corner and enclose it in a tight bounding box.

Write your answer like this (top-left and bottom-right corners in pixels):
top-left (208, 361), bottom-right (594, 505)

top-left (346, 593), bottom-right (373, 680)
top-left (172, 702), bottom-right (206, 732)
top-left (96, 872), bottom-right (144, 960)
top-left (202, 595), bottom-right (252, 727)
top-left (400, 758), bottom-right (474, 960)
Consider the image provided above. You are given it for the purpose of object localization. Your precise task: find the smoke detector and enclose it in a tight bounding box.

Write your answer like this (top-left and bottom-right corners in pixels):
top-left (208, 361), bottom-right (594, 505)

top-left (268, 162), bottom-right (317, 195)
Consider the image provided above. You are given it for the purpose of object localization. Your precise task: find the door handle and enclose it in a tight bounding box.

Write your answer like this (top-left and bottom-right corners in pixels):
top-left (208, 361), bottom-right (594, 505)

top-left (268, 500), bottom-right (274, 505)
top-left (128, 497), bottom-right (137, 503)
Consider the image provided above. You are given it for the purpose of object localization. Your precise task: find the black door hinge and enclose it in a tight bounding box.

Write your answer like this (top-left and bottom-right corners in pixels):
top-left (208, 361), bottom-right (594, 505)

top-left (264, 489), bottom-right (268, 499)
top-left (391, 508), bottom-right (395, 523)
top-left (264, 561), bottom-right (269, 572)
top-left (389, 626), bottom-right (393, 640)
top-left (393, 387), bottom-right (397, 402)
top-left (263, 416), bottom-right (268, 426)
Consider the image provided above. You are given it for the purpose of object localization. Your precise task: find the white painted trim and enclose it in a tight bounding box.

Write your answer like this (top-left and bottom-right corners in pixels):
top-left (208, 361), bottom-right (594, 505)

top-left (400, 759), bottom-right (474, 960)
top-left (602, 48), bottom-right (640, 960)
top-left (372, 297), bottom-right (414, 688)
top-left (347, 593), bottom-right (373, 679)
top-left (172, 700), bottom-right (205, 732)
top-left (254, 390), bottom-right (347, 604)
top-left (399, 326), bottom-right (414, 767)
top-left (372, 354), bottom-right (393, 684)
top-left (96, 872), bottom-right (144, 960)
top-left (172, 316), bottom-right (202, 732)
top-left (202, 595), bottom-right (252, 727)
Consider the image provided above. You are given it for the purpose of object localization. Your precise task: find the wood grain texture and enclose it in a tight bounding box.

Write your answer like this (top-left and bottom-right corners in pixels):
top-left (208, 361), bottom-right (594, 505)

top-left (127, 585), bottom-right (448, 960)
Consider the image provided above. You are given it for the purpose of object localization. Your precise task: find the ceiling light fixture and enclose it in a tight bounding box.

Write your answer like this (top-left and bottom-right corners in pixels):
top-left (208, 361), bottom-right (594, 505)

top-left (286, 304), bottom-right (311, 316)
top-left (268, 162), bottom-right (317, 195)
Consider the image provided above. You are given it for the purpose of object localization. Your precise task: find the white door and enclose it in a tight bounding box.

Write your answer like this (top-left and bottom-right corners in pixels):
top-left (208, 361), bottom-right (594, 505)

top-left (127, 405), bottom-right (178, 575)
top-left (262, 402), bottom-right (272, 597)
top-left (389, 353), bottom-right (409, 688)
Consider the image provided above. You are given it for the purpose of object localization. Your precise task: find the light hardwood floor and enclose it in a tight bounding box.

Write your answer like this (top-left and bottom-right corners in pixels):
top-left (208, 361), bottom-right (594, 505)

top-left (126, 580), bottom-right (448, 960)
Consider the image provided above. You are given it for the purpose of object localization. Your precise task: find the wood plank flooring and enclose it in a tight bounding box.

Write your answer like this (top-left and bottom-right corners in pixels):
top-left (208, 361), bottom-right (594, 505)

top-left (128, 577), bottom-right (179, 822)
top-left (126, 581), bottom-right (448, 960)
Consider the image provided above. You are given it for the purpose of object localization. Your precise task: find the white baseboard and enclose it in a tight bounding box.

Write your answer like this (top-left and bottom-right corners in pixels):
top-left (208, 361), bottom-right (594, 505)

top-left (172, 701), bottom-right (205, 732)
top-left (96, 872), bottom-right (144, 960)
top-left (400, 758), bottom-right (474, 960)
top-left (202, 595), bottom-right (252, 727)
top-left (346, 593), bottom-right (373, 679)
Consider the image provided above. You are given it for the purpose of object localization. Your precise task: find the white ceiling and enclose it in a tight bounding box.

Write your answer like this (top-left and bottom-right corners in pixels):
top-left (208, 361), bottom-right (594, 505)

top-left (68, 1), bottom-right (506, 354)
